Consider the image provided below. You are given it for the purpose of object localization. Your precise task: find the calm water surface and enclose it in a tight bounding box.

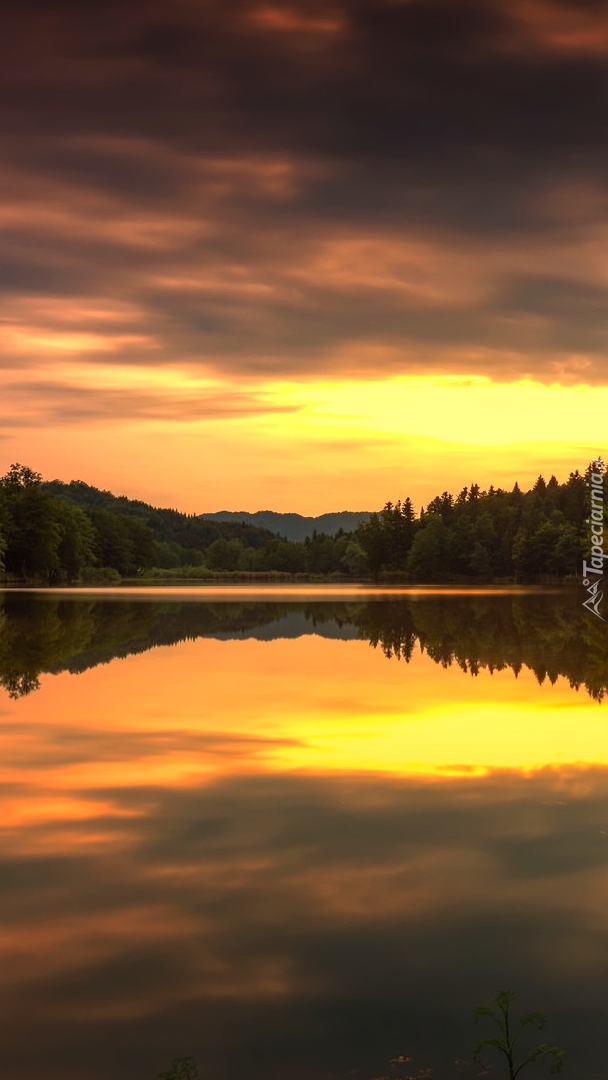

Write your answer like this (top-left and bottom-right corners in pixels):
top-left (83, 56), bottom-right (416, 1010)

top-left (0, 587), bottom-right (607, 1080)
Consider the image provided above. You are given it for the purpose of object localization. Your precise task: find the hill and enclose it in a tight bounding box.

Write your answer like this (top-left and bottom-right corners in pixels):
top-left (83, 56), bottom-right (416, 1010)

top-left (44, 479), bottom-right (276, 552)
top-left (199, 510), bottom-right (371, 541)
top-left (1, 466), bottom-right (362, 581)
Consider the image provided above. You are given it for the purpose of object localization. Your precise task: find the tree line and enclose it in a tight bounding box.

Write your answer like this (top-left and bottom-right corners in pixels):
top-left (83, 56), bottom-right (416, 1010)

top-left (0, 461), bottom-right (600, 583)
top-left (356, 468), bottom-right (594, 581)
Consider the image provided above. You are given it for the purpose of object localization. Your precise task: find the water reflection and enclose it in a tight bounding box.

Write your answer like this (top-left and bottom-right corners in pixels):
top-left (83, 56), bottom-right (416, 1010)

top-left (0, 590), bottom-right (607, 1080)
top-left (1, 588), bottom-right (607, 700)
top-left (1, 765), bottom-right (608, 1080)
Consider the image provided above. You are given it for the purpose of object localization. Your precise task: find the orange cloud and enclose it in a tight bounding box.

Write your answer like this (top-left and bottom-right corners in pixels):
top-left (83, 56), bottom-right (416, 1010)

top-left (506, 0), bottom-right (608, 55)
top-left (250, 5), bottom-right (344, 34)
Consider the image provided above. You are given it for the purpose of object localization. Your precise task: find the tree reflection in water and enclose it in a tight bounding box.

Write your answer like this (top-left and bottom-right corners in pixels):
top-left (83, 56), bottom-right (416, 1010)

top-left (1, 589), bottom-right (606, 701)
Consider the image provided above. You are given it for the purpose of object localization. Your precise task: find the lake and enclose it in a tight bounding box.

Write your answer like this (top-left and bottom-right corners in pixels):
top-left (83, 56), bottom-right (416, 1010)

top-left (0, 586), bottom-right (607, 1080)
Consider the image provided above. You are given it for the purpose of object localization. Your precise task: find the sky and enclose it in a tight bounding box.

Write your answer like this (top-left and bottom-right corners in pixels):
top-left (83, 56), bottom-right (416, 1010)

top-left (1, 0), bottom-right (608, 513)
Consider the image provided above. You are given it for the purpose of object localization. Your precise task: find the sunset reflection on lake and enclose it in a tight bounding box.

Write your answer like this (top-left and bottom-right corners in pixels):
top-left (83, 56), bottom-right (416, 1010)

top-left (0, 589), bottom-right (607, 1080)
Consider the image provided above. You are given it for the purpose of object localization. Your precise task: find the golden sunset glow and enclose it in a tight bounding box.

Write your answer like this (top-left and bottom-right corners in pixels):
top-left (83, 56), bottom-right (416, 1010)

top-left (1, 0), bottom-right (607, 513)
top-left (1, 632), bottom-right (605, 847)
top-left (4, 4), bottom-right (608, 1077)
top-left (2, 370), bottom-right (604, 512)
top-left (0, 587), bottom-right (607, 1076)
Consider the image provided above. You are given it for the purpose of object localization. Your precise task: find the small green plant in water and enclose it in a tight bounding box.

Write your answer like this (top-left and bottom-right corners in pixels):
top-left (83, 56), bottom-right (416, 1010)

top-left (473, 991), bottom-right (564, 1080)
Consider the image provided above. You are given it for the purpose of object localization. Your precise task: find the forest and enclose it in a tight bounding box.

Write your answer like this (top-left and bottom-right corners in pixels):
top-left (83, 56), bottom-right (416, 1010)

top-left (0, 461), bottom-right (599, 584)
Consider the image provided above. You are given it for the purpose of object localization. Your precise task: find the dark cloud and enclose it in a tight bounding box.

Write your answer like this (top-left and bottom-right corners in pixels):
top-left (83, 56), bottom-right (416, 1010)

top-left (0, 380), bottom-right (299, 425)
top-left (0, 721), bottom-right (304, 768)
top-left (2, 0), bottom-right (608, 392)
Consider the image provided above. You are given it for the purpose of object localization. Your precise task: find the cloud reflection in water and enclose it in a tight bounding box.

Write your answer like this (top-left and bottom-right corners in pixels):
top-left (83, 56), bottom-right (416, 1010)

top-left (0, 591), bottom-right (607, 1080)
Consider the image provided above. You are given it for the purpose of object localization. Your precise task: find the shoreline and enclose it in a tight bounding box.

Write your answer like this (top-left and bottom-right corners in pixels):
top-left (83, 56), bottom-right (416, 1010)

top-left (0, 579), bottom-right (574, 594)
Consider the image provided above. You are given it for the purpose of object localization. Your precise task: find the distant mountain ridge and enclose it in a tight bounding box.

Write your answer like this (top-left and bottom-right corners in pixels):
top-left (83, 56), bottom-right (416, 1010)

top-left (199, 510), bottom-right (371, 542)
